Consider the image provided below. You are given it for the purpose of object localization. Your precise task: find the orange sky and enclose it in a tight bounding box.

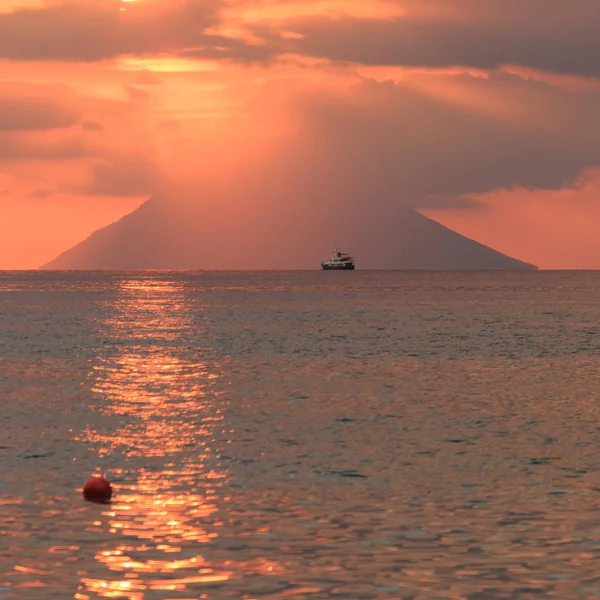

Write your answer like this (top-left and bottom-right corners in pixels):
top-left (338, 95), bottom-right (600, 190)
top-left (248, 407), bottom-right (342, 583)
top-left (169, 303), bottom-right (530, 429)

top-left (1, 0), bottom-right (600, 269)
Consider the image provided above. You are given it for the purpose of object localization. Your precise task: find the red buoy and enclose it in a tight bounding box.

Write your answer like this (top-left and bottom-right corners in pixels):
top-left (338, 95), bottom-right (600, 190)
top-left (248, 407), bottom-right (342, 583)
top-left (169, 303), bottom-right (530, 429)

top-left (83, 476), bottom-right (113, 503)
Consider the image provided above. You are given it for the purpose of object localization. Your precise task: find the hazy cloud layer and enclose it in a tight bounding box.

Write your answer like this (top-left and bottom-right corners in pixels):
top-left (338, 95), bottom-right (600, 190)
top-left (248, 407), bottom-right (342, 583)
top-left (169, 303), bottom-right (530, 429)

top-left (3, 68), bottom-right (600, 204)
top-left (158, 74), bottom-right (600, 213)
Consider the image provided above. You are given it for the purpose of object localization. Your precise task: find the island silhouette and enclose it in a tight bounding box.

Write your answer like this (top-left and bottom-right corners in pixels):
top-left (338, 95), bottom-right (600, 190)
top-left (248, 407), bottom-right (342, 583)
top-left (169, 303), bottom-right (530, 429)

top-left (43, 192), bottom-right (537, 270)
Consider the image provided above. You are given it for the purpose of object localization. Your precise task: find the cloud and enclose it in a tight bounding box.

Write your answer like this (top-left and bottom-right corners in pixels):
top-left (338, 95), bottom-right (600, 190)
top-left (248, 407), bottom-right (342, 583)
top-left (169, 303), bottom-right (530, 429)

top-left (181, 34), bottom-right (274, 63)
top-left (0, 132), bottom-right (161, 196)
top-left (0, 131), bottom-right (87, 160)
top-left (399, 0), bottom-right (600, 24)
top-left (0, 0), bottom-right (253, 62)
top-left (0, 82), bottom-right (80, 131)
top-left (0, 80), bottom-right (162, 196)
top-left (159, 72), bottom-right (600, 214)
top-left (253, 0), bottom-right (600, 77)
top-left (0, 0), bottom-right (597, 79)
top-left (4, 55), bottom-right (600, 207)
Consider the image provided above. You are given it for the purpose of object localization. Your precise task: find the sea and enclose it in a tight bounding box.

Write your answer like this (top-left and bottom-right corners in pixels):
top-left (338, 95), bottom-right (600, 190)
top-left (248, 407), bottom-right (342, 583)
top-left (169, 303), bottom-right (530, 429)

top-left (2, 270), bottom-right (600, 599)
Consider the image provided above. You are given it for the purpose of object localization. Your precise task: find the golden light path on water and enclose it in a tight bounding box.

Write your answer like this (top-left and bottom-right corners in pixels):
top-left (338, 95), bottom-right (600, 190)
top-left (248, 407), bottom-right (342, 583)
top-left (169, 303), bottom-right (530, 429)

top-left (73, 277), bottom-right (240, 599)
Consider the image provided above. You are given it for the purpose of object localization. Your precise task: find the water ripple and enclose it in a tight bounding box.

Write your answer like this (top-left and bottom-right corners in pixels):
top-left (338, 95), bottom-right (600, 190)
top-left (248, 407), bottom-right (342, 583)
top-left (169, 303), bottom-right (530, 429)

top-left (3, 271), bottom-right (600, 598)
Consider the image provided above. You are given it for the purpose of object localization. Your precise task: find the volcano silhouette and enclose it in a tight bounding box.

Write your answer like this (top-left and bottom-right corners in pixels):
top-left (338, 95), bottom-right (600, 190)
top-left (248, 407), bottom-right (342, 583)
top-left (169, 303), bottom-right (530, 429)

top-left (43, 192), bottom-right (536, 270)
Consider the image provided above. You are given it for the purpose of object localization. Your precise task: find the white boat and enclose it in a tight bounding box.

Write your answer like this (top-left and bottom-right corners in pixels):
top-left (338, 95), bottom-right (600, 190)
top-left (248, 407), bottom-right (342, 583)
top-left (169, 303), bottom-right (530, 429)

top-left (321, 247), bottom-right (355, 270)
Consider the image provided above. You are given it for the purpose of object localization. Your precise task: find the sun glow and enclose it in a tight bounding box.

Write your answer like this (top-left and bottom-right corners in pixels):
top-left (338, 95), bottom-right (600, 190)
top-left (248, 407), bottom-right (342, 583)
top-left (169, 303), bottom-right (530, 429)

top-left (115, 56), bottom-right (222, 73)
top-left (120, 0), bottom-right (137, 12)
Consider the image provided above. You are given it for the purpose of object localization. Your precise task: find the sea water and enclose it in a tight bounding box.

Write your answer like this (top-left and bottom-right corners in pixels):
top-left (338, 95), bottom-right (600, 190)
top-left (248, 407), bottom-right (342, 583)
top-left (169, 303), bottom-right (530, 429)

top-left (2, 270), bottom-right (600, 599)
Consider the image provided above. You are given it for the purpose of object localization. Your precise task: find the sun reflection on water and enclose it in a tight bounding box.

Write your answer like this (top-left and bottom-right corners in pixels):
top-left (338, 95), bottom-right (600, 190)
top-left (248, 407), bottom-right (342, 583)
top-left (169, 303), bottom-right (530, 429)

top-left (75, 276), bottom-right (234, 599)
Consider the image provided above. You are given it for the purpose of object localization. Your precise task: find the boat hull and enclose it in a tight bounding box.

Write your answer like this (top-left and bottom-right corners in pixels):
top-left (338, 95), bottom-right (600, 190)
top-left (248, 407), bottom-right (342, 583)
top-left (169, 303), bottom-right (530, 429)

top-left (321, 263), bottom-right (355, 270)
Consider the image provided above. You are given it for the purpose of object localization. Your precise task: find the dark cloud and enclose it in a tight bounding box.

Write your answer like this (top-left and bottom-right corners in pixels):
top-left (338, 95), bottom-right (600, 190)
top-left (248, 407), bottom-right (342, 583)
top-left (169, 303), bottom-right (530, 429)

top-left (0, 0), bottom-right (256, 62)
top-left (253, 0), bottom-right (600, 77)
top-left (288, 77), bottom-right (600, 201)
top-left (399, 0), bottom-right (600, 25)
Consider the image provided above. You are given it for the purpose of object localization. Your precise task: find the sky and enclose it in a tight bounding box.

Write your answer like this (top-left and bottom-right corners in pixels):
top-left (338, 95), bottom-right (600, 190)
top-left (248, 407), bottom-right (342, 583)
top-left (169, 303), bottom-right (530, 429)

top-left (1, 0), bottom-right (600, 269)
